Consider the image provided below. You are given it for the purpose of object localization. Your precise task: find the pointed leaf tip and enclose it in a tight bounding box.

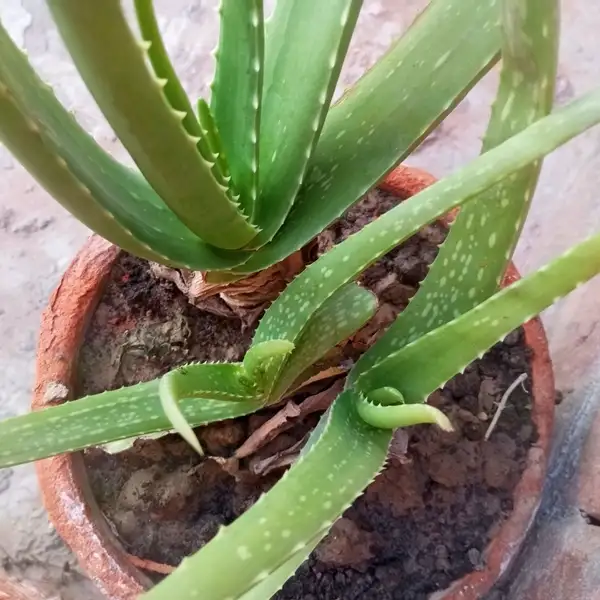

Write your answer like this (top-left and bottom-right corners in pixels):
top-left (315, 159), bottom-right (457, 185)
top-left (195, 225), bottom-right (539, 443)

top-left (159, 372), bottom-right (203, 455)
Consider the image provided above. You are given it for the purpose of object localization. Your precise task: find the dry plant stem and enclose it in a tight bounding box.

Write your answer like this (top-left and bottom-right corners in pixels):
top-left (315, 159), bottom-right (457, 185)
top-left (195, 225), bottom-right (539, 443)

top-left (485, 373), bottom-right (528, 441)
top-left (234, 380), bottom-right (344, 459)
top-left (126, 554), bottom-right (176, 575)
top-left (150, 249), bottom-right (309, 325)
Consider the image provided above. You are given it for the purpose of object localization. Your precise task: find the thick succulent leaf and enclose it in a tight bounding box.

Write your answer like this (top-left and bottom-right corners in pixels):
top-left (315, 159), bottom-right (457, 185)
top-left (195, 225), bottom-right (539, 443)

top-left (211, 0), bottom-right (264, 217)
top-left (356, 389), bottom-right (453, 430)
top-left (160, 362), bottom-right (262, 402)
top-left (356, 230), bottom-right (600, 402)
top-left (0, 79), bottom-right (164, 263)
top-left (250, 0), bottom-right (362, 246)
top-left (0, 19), bottom-right (249, 271)
top-left (197, 98), bottom-right (232, 190)
top-left (0, 379), bottom-right (263, 468)
top-left (236, 0), bottom-right (503, 272)
top-left (238, 536), bottom-right (321, 600)
top-left (48, 0), bottom-right (258, 250)
top-left (133, 0), bottom-right (199, 137)
top-left (142, 389), bottom-right (392, 600)
top-left (157, 361), bottom-right (272, 456)
top-left (254, 87), bottom-right (600, 349)
top-left (160, 373), bottom-right (204, 455)
top-left (134, 2), bottom-right (230, 189)
top-left (242, 340), bottom-right (295, 396)
top-left (270, 284), bottom-right (378, 400)
top-left (356, 0), bottom-right (560, 376)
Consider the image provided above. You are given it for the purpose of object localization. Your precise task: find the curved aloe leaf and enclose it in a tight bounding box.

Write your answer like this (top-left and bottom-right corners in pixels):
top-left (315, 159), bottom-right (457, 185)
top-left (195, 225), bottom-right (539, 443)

top-left (197, 98), bottom-right (233, 191)
top-left (356, 389), bottom-right (453, 430)
top-left (355, 0), bottom-right (560, 376)
top-left (211, 0), bottom-right (264, 218)
top-left (356, 230), bottom-right (600, 401)
top-left (254, 87), bottom-right (600, 349)
top-left (0, 20), bottom-right (249, 271)
top-left (142, 389), bottom-right (391, 600)
top-left (250, 0), bottom-right (362, 246)
top-left (270, 283), bottom-right (378, 400)
top-left (160, 373), bottom-right (204, 455)
top-left (48, 0), bottom-right (258, 250)
top-left (0, 78), bottom-right (164, 263)
top-left (133, 0), bottom-right (198, 137)
top-left (237, 0), bottom-right (503, 272)
top-left (148, 203), bottom-right (600, 600)
top-left (0, 377), bottom-right (264, 468)
top-left (243, 340), bottom-right (295, 396)
top-left (133, 0), bottom-right (230, 190)
top-left (238, 535), bottom-right (321, 600)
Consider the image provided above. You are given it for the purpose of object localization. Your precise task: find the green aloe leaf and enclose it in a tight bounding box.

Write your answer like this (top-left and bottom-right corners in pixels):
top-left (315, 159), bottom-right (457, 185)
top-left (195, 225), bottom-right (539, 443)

top-left (355, 0), bottom-right (560, 376)
top-left (242, 340), bottom-right (295, 397)
top-left (142, 389), bottom-right (391, 600)
top-left (238, 535), bottom-right (321, 600)
top-left (356, 388), bottom-right (453, 430)
top-left (0, 377), bottom-right (264, 468)
top-left (152, 173), bottom-right (600, 600)
top-left (270, 283), bottom-right (378, 400)
top-left (237, 0), bottom-right (503, 272)
top-left (355, 229), bottom-right (600, 401)
top-left (197, 98), bottom-right (233, 191)
top-left (250, 0), bottom-right (362, 246)
top-left (254, 87), bottom-right (600, 351)
top-left (0, 76), bottom-right (163, 263)
top-left (48, 0), bottom-right (258, 250)
top-left (133, 0), bottom-right (199, 137)
top-left (211, 0), bottom-right (264, 218)
top-left (159, 374), bottom-right (204, 455)
top-left (0, 19), bottom-right (249, 271)
top-left (133, 1), bottom-right (230, 190)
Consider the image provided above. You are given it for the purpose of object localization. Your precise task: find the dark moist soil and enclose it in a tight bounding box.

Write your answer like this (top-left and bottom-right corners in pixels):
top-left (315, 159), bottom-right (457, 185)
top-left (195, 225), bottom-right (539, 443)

top-left (80, 189), bottom-right (535, 600)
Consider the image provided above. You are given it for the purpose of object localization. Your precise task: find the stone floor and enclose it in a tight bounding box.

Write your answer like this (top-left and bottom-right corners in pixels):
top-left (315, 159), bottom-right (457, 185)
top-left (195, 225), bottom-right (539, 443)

top-left (1, 0), bottom-right (600, 598)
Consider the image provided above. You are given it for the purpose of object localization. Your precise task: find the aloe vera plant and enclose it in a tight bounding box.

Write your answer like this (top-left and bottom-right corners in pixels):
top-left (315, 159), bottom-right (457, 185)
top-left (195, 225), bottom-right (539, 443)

top-left (2, 0), bottom-right (600, 598)
top-left (0, 0), bottom-right (502, 274)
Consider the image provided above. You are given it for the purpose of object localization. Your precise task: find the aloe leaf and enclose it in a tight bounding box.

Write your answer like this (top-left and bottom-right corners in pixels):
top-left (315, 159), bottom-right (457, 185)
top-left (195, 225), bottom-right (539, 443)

top-left (0, 19), bottom-right (249, 271)
top-left (133, 0), bottom-right (232, 190)
top-left (254, 87), bottom-right (600, 350)
top-left (242, 340), bottom-right (295, 396)
top-left (47, 0), bottom-right (259, 250)
top-left (197, 98), bottom-right (233, 190)
top-left (159, 373), bottom-right (204, 455)
top-left (142, 389), bottom-right (392, 600)
top-left (0, 80), bottom-right (163, 263)
top-left (133, 0), bottom-right (199, 137)
top-left (356, 230), bottom-right (600, 402)
top-left (250, 0), bottom-right (362, 246)
top-left (270, 283), bottom-right (378, 400)
top-left (133, 2), bottom-right (229, 190)
top-left (356, 389), bottom-right (453, 430)
top-left (159, 362), bottom-right (262, 402)
top-left (237, 0), bottom-right (503, 272)
top-left (355, 0), bottom-right (560, 377)
top-left (0, 379), bottom-right (263, 468)
top-left (238, 535), bottom-right (321, 600)
top-left (153, 203), bottom-right (600, 600)
top-left (211, 0), bottom-right (264, 218)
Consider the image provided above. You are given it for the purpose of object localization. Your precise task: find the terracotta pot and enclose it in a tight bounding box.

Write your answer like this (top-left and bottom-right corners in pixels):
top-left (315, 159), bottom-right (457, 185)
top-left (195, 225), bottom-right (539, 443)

top-left (32, 165), bottom-right (555, 600)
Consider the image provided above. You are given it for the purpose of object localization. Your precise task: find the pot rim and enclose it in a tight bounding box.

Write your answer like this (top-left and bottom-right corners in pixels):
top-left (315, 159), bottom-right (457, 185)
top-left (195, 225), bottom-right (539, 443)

top-left (32, 165), bottom-right (555, 600)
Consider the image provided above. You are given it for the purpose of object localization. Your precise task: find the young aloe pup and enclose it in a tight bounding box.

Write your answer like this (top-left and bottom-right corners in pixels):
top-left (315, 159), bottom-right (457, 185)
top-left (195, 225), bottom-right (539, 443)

top-left (1, 0), bottom-right (600, 598)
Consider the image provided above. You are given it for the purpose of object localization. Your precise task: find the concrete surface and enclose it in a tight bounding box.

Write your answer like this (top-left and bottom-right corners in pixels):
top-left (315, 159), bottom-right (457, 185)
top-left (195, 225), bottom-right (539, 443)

top-left (1, 0), bottom-right (600, 597)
